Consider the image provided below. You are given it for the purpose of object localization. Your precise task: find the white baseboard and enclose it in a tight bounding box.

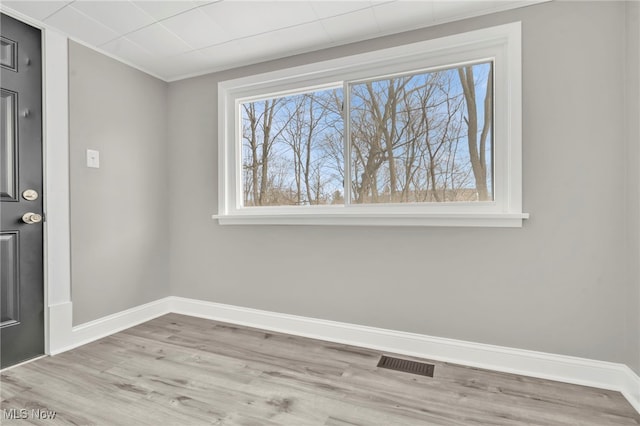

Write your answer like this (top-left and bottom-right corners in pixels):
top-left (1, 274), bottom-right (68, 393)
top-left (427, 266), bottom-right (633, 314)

top-left (47, 296), bottom-right (639, 414)
top-left (623, 371), bottom-right (640, 414)
top-left (47, 298), bottom-right (170, 355)
top-left (169, 296), bottom-right (640, 415)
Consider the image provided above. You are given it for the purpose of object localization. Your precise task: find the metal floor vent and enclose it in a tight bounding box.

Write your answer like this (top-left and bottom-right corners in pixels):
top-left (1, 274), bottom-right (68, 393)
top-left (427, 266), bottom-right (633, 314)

top-left (377, 355), bottom-right (435, 377)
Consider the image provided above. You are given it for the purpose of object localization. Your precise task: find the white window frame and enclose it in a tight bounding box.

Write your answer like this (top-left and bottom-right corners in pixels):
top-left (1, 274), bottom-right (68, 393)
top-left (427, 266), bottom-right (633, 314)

top-left (215, 22), bottom-right (528, 227)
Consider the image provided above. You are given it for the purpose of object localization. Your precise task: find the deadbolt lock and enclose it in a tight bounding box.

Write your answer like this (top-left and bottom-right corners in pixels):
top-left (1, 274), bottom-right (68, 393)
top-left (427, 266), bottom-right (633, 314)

top-left (22, 189), bottom-right (38, 201)
top-left (22, 212), bottom-right (42, 224)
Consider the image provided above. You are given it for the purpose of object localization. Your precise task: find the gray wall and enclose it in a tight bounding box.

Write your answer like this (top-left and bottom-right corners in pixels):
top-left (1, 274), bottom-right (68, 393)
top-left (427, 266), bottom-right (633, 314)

top-left (626, 1), bottom-right (640, 374)
top-left (167, 1), bottom-right (640, 372)
top-left (69, 42), bottom-right (170, 325)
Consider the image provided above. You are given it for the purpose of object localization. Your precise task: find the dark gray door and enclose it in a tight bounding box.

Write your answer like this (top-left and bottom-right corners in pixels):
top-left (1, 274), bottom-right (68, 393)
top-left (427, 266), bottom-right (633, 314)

top-left (0, 13), bottom-right (44, 368)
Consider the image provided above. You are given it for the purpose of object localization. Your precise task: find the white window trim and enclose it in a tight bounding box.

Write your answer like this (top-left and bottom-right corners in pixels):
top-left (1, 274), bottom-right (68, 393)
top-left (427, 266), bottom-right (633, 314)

top-left (215, 22), bottom-right (528, 227)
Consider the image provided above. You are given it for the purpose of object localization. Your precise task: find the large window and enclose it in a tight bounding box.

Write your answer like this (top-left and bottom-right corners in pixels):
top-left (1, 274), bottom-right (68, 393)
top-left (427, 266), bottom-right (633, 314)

top-left (217, 23), bottom-right (527, 227)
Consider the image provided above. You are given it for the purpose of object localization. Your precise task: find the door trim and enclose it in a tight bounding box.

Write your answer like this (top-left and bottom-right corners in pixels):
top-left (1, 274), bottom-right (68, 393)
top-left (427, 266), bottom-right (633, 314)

top-left (43, 27), bottom-right (70, 355)
top-left (0, 7), bottom-right (72, 356)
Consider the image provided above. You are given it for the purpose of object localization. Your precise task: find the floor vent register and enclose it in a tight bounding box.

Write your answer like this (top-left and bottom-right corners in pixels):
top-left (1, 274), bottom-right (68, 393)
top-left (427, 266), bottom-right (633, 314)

top-left (377, 355), bottom-right (435, 377)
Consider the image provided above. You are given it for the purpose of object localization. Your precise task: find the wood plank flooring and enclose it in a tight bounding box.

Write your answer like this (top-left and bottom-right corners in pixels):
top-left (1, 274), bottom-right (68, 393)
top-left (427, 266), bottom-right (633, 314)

top-left (1, 313), bottom-right (639, 425)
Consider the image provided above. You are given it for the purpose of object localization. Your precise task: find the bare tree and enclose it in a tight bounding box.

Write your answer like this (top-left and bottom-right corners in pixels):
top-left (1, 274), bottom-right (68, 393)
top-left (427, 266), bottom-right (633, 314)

top-left (281, 94), bottom-right (331, 204)
top-left (243, 89), bottom-right (343, 206)
top-left (457, 63), bottom-right (493, 201)
top-left (351, 70), bottom-right (471, 203)
top-left (242, 63), bottom-right (492, 207)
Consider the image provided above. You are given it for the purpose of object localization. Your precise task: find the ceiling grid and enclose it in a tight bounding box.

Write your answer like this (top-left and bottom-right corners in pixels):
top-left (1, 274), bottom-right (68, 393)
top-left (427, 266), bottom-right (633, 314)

top-left (2, 0), bottom-right (544, 81)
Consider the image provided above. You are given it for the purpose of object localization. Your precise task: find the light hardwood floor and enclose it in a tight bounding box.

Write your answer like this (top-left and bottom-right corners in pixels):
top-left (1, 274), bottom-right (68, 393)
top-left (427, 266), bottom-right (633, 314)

top-left (1, 314), bottom-right (639, 425)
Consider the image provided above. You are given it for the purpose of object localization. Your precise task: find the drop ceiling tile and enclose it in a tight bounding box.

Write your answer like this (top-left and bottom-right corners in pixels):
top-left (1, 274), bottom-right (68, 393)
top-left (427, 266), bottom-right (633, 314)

top-left (126, 23), bottom-right (194, 57)
top-left (200, 1), bottom-right (318, 39)
top-left (320, 8), bottom-right (380, 44)
top-left (371, 1), bottom-right (434, 32)
top-left (199, 23), bottom-right (331, 74)
top-left (45, 5), bottom-right (120, 46)
top-left (100, 37), bottom-right (155, 65)
top-left (148, 50), bottom-right (211, 80)
top-left (1, 1), bottom-right (70, 21)
top-left (246, 21), bottom-right (332, 61)
top-left (198, 38), bottom-right (258, 72)
top-left (161, 8), bottom-right (231, 50)
top-left (130, 1), bottom-right (208, 21)
top-left (431, 1), bottom-right (503, 23)
top-left (71, 1), bottom-right (155, 36)
top-left (309, 1), bottom-right (373, 19)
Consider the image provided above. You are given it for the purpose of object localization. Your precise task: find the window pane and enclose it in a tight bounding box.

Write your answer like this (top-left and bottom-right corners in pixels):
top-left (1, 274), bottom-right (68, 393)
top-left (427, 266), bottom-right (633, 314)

top-left (349, 62), bottom-right (493, 204)
top-left (241, 88), bottom-right (344, 206)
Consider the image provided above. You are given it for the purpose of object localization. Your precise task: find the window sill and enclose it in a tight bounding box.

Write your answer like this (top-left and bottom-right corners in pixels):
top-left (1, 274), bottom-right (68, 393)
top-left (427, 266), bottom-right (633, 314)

top-left (212, 212), bottom-right (529, 227)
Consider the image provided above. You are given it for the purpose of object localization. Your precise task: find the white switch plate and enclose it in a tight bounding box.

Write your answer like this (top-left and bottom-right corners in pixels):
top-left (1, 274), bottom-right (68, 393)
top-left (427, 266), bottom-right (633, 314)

top-left (86, 149), bottom-right (100, 168)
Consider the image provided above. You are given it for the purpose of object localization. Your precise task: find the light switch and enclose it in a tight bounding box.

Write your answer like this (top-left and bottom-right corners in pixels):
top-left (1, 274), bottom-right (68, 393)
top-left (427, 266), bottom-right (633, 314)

top-left (86, 149), bottom-right (100, 168)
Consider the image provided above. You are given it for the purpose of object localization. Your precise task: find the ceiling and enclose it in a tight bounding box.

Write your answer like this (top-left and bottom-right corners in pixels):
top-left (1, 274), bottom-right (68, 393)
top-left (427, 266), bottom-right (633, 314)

top-left (2, 1), bottom-right (542, 82)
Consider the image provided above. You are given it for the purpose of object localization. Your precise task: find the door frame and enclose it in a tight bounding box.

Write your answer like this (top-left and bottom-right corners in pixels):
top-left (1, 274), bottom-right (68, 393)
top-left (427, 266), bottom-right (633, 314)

top-left (0, 7), bottom-right (72, 356)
